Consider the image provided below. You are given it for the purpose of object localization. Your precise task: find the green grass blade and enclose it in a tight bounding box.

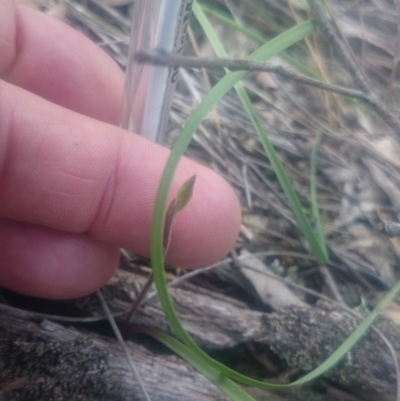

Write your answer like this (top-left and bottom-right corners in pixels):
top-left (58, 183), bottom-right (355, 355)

top-left (150, 12), bottom-right (318, 389)
top-left (150, 4), bottom-right (400, 390)
top-left (237, 87), bottom-right (327, 263)
top-left (293, 279), bottom-right (400, 384)
top-left (148, 2), bottom-right (400, 394)
top-left (194, 3), bottom-right (327, 264)
top-left (309, 132), bottom-right (328, 256)
top-left (198, 2), bottom-right (319, 78)
top-left (143, 328), bottom-right (259, 401)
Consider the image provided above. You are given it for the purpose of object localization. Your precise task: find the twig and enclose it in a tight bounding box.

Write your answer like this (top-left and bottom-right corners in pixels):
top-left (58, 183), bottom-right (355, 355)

top-left (135, 50), bottom-right (400, 136)
top-left (135, 51), bottom-right (366, 99)
top-left (0, 301), bottom-right (123, 323)
top-left (142, 250), bottom-right (358, 304)
top-left (135, 0), bottom-right (400, 138)
top-left (144, 259), bottom-right (232, 304)
top-left (385, 0), bottom-right (400, 104)
top-left (242, 163), bottom-right (253, 210)
top-left (320, 265), bottom-right (346, 305)
top-left (125, 273), bottom-right (154, 323)
top-left (377, 219), bottom-right (400, 238)
top-left (307, 0), bottom-right (370, 93)
top-left (307, 0), bottom-right (400, 136)
top-left (96, 290), bottom-right (152, 401)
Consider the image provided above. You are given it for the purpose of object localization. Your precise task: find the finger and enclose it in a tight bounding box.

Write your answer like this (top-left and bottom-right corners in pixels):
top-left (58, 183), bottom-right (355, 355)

top-left (0, 81), bottom-right (241, 268)
top-left (0, 0), bottom-right (124, 123)
top-left (0, 220), bottom-right (120, 299)
top-left (0, 219), bottom-right (120, 299)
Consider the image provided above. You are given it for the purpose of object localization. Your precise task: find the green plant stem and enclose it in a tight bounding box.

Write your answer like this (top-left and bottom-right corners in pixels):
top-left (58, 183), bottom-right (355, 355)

top-left (150, 0), bottom-right (400, 392)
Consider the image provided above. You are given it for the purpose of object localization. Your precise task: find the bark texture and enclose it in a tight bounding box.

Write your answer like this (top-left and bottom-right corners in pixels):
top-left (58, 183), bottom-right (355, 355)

top-left (0, 269), bottom-right (399, 401)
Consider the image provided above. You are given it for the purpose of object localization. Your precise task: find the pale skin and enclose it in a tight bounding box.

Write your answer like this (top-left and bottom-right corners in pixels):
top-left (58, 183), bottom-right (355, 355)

top-left (0, 0), bottom-right (241, 299)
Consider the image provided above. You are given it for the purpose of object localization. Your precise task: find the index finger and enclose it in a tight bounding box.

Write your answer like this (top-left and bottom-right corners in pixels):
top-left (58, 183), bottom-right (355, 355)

top-left (0, 80), bottom-right (241, 269)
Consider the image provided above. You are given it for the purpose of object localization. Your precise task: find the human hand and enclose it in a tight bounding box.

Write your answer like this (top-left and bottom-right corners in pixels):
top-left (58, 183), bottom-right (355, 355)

top-left (0, 0), bottom-right (241, 299)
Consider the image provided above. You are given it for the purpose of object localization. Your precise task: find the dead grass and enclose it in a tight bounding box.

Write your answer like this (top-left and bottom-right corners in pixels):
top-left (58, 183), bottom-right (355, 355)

top-left (7, 0), bottom-right (400, 400)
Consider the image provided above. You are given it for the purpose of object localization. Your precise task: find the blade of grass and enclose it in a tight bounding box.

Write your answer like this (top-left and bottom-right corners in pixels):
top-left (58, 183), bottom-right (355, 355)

top-left (199, 2), bottom-right (381, 122)
top-left (194, 3), bottom-right (328, 263)
top-left (150, 14), bottom-right (323, 389)
top-left (292, 278), bottom-right (400, 384)
top-left (240, 89), bottom-right (328, 262)
top-left (198, 2), bottom-right (319, 79)
top-left (151, 5), bottom-right (400, 388)
top-left (141, 328), bottom-right (259, 401)
top-left (310, 131), bottom-right (327, 252)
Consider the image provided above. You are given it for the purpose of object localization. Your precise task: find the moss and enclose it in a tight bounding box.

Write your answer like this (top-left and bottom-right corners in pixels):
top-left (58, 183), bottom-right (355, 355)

top-left (257, 305), bottom-right (396, 396)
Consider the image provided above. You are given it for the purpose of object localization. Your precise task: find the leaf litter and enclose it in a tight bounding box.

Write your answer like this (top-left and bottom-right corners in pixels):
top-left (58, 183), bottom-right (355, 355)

top-left (5, 0), bottom-right (400, 400)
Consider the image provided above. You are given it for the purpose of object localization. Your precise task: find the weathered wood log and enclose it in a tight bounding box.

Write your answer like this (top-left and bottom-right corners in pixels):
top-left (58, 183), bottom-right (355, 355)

top-left (110, 271), bottom-right (400, 400)
top-left (0, 314), bottom-right (230, 401)
top-left (1, 268), bottom-right (399, 400)
top-left (256, 304), bottom-right (399, 401)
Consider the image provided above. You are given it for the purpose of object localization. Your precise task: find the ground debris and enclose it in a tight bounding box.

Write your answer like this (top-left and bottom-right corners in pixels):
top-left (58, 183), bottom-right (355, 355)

top-left (0, 323), bottom-right (118, 401)
top-left (257, 305), bottom-right (398, 399)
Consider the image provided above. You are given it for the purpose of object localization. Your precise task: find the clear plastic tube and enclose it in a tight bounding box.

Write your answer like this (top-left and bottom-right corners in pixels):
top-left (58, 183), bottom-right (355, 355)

top-left (120, 0), bottom-right (193, 144)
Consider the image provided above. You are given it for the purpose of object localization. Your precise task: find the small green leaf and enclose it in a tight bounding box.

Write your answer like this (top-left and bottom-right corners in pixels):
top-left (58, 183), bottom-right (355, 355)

top-left (175, 175), bottom-right (196, 212)
top-left (163, 198), bottom-right (177, 251)
top-left (163, 175), bottom-right (196, 253)
top-left (310, 131), bottom-right (328, 259)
